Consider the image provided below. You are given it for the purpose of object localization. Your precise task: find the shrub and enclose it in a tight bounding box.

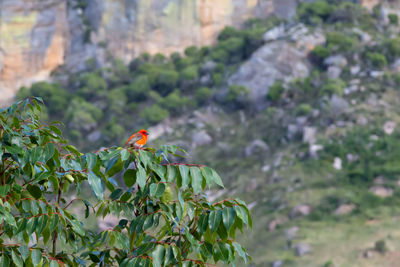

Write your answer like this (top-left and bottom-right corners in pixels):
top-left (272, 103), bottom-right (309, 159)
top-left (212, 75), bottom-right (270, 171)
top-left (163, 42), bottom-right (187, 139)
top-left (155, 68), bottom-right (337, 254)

top-left (141, 104), bottom-right (170, 124)
top-left (384, 38), bottom-right (400, 61)
top-left (107, 87), bottom-right (127, 115)
top-left (210, 48), bottom-right (229, 63)
top-left (310, 45), bottom-right (332, 66)
top-left (225, 85), bottom-right (249, 108)
top-left (326, 31), bottom-right (358, 52)
top-left (184, 46), bottom-right (200, 58)
top-left (110, 59), bottom-right (130, 83)
top-left (0, 99), bottom-right (251, 266)
top-left (366, 52), bottom-right (387, 68)
top-left (297, 1), bottom-right (334, 25)
top-left (267, 81), bottom-right (285, 101)
top-left (295, 103), bottom-right (313, 116)
top-left (79, 72), bottom-right (107, 97)
top-left (321, 78), bottom-right (345, 96)
top-left (125, 75), bottom-right (150, 101)
top-left (375, 240), bottom-right (388, 254)
top-left (159, 90), bottom-right (188, 115)
top-left (153, 53), bottom-right (168, 65)
top-left (66, 98), bottom-right (103, 131)
top-left (195, 87), bottom-right (213, 105)
top-left (180, 65), bottom-right (199, 81)
top-left (29, 82), bottom-right (69, 116)
top-left (389, 13), bottom-right (399, 25)
top-left (218, 26), bottom-right (241, 41)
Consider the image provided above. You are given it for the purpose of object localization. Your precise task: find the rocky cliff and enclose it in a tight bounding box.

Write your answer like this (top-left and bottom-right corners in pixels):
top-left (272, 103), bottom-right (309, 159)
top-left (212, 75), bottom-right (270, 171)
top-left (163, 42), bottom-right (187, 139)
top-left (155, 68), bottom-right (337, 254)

top-left (0, 0), bottom-right (392, 106)
top-left (0, 0), bottom-right (286, 106)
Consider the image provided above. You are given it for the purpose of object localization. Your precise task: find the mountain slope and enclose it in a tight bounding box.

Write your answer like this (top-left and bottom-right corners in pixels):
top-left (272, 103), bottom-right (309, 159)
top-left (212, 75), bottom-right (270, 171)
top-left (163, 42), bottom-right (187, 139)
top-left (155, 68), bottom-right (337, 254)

top-left (15, 0), bottom-right (400, 266)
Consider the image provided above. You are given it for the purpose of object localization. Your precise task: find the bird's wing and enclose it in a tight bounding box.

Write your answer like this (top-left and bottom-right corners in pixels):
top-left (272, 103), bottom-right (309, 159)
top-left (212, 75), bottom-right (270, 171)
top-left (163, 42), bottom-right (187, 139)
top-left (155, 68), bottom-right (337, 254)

top-left (125, 133), bottom-right (144, 146)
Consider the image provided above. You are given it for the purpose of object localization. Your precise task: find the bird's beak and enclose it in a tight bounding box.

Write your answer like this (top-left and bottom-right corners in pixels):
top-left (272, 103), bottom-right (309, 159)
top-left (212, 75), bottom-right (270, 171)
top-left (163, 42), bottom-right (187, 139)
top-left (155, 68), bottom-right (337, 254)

top-left (146, 133), bottom-right (149, 135)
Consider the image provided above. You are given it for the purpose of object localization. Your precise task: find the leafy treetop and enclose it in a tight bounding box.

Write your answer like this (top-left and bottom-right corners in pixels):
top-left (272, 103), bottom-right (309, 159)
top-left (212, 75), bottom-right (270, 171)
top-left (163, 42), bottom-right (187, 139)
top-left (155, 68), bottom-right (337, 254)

top-left (0, 98), bottom-right (251, 266)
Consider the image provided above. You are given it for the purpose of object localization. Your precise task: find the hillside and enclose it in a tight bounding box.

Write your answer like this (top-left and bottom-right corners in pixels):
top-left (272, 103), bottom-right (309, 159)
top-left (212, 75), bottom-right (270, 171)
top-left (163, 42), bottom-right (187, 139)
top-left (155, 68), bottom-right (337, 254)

top-left (14, 0), bottom-right (400, 266)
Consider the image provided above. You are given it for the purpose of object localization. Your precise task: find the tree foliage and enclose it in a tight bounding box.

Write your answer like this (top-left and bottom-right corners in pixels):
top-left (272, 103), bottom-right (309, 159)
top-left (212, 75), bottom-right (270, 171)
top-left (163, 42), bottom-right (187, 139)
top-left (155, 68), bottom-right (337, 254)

top-left (0, 98), bottom-right (251, 266)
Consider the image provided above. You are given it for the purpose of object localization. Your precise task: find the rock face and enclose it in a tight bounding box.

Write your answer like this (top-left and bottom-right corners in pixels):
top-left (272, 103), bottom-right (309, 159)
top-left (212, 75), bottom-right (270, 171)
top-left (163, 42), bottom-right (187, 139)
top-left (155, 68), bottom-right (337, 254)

top-left (0, 0), bottom-right (392, 106)
top-left (0, 0), bottom-right (282, 106)
top-left (229, 24), bottom-right (325, 108)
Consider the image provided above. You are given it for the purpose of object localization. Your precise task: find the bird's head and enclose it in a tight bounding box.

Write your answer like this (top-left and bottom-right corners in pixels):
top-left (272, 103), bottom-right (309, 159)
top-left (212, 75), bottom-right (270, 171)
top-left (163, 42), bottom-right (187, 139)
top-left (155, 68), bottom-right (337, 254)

top-left (139, 129), bottom-right (149, 136)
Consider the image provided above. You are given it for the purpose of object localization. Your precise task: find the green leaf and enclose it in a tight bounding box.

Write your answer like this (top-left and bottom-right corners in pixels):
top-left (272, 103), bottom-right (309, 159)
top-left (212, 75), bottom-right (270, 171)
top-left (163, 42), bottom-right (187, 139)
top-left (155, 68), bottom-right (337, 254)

top-left (123, 169), bottom-right (136, 187)
top-left (150, 183), bottom-right (166, 198)
top-left (31, 249), bottom-right (42, 266)
top-left (4, 212), bottom-right (17, 228)
top-left (120, 149), bottom-right (130, 161)
top-left (43, 143), bottom-right (55, 162)
top-left (201, 167), bottom-right (224, 188)
top-left (222, 207), bottom-right (236, 231)
top-left (208, 210), bottom-right (222, 232)
top-left (86, 153), bottom-right (98, 169)
top-left (49, 260), bottom-right (59, 267)
top-left (87, 170), bottom-right (104, 200)
top-left (0, 255), bottom-right (10, 267)
top-left (106, 156), bottom-right (123, 177)
top-left (215, 242), bottom-right (230, 263)
top-left (27, 184), bottom-right (42, 199)
top-left (167, 165), bottom-right (177, 182)
top-left (0, 185), bottom-right (10, 197)
top-left (65, 145), bottom-right (82, 157)
top-left (137, 165), bottom-right (147, 189)
top-left (151, 245), bottom-right (165, 267)
top-left (139, 151), bottom-right (153, 168)
top-left (71, 220), bottom-right (85, 236)
top-left (179, 165), bottom-right (190, 189)
top-left (11, 250), bottom-right (23, 267)
top-left (235, 205), bottom-right (250, 226)
top-left (49, 215), bottom-right (59, 232)
top-left (18, 245), bottom-right (29, 261)
top-left (232, 242), bottom-right (248, 263)
top-left (110, 188), bottom-right (123, 200)
top-left (190, 167), bottom-right (203, 194)
top-left (49, 125), bottom-right (62, 137)
top-left (198, 213), bottom-right (208, 234)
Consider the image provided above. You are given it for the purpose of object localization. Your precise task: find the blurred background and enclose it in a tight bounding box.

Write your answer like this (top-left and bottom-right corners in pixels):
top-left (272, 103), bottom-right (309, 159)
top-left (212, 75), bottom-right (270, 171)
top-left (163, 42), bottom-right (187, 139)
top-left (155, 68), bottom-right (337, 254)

top-left (3, 0), bottom-right (400, 266)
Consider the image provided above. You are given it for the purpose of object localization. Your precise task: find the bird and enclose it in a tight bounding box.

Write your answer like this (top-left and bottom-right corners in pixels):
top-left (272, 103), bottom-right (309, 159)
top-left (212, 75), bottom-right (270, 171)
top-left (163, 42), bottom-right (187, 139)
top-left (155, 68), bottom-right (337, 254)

top-left (125, 129), bottom-right (149, 149)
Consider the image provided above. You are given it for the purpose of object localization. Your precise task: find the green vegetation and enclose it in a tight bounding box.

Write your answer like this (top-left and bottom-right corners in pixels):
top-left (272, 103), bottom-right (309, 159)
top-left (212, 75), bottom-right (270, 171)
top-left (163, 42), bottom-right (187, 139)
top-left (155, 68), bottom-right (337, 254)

top-left (267, 81), bottom-right (285, 101)
top-left (18, 16), bottom-right (280, 151)
top-left (16, 1), bottom-right (400, 265)
top-left (0, 99), bottom-right (251, 266)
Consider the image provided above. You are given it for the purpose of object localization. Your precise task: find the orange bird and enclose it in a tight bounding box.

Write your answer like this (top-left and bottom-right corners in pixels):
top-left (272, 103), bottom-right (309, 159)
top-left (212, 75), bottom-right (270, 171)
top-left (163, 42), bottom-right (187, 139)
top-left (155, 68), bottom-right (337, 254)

top-left (125, 129), bottom-right (149, 149)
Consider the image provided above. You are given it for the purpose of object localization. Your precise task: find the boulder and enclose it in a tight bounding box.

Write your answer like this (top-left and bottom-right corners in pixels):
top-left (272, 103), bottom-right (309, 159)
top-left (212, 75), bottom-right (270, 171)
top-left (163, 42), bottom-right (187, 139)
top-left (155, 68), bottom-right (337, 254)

top-left (333, 157), bottom-right (342, 170)
top-left (245, 139), bottom-right (269, 157)
top-left (192, 130), bottom-right (213, 146)
top-left (268, 217), bottom-right (287, 231)
top-left (324, 55), bottom-right (347, 68)
top-left (285, 226), bottom-right (299, 240)
top-left (303, 127), bottom-right (317, 144)
top-left (272, 260), bottom-right (283, 267)
top-left (288, 124), bottom-right (300, 140)
top-left (294, 243), bottom-right (312, 256)
top-left (201, 61), bottom-right (217, 72)
top-left (334, 204), bottom-right (356, 215)
top-left (369, 186), bottom-right (393, 198)
top-left (87, 130), bottom-right (102, 142)
top-left (263, 24), bottom-right (285, 42)
top-left (327, 66), bottom-right (342, 79)
top-left (309, 144), bottom-right (323, 158)
top-left (290, 204), bottom-right (312, 218)
top-left (350, 65), bottom-right (361, 75)
top-left (383, 121), bottom-right (396, 135)
top-left (330, 95), bottom-right (349, 115)
top-left (228, 25), bottom-right (325, 109)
